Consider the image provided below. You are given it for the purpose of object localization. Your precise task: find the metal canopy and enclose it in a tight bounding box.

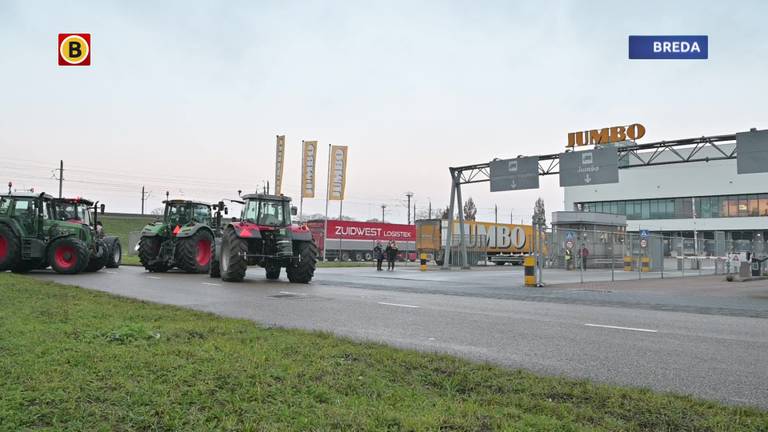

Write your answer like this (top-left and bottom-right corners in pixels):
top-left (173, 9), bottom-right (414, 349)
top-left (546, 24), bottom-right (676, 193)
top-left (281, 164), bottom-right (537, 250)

top-left (442, 131), bottom-right (743, 270)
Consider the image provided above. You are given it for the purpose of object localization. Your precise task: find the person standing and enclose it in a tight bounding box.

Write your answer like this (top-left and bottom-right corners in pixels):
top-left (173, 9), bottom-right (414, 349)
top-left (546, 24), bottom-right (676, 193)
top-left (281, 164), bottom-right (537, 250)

top-left (373, 242), bottom-right (384, 271)
top-left (385, 240), bottom-right (399, 271)
top-left (579, 244), bottom-right (589, 270)
top-left (564, 247), bottom-right (573, 270)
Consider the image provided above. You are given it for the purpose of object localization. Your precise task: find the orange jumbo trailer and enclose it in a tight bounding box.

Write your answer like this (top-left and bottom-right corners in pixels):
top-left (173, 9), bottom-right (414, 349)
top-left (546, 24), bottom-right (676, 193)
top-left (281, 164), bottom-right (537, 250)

top-left (416, 219), bottom-right (534, 265)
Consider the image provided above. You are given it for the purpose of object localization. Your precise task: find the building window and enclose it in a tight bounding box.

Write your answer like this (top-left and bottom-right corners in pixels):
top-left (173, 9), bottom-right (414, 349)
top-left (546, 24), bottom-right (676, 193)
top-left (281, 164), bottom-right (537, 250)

top-left (577, 193), bottom-right (768, 220)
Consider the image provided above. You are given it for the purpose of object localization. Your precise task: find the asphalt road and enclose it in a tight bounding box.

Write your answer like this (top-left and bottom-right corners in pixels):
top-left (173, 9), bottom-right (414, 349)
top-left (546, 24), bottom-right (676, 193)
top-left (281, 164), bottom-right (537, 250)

top-left (29, 265), bottom-right (768, 409)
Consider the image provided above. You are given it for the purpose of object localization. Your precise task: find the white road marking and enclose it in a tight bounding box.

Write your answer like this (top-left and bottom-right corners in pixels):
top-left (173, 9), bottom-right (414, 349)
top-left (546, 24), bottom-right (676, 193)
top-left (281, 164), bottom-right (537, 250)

top-left (103, 271), bottom-right (117, 274)
top-left (202, 282), bottom-right (221, 286)
top-left (584, 323), bottom-right (657, 333)
top-left (377, 302), bottom-right (420, 309)
top-left (279, 291), bottom-right (306, 296)
top-left (147, 276), bottom-right (162, 280)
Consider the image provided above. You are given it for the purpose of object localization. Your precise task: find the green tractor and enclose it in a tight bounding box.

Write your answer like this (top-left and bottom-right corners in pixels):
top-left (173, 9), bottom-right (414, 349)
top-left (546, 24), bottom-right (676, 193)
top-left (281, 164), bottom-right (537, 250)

top-left (210, 193), bottom-right (318, 283)
top-left (137, 199), bottom-right (216, 273)
top-left (52, 197), bottom-right (122, 271)
top-left (0, 192), bottom-right (109, 274)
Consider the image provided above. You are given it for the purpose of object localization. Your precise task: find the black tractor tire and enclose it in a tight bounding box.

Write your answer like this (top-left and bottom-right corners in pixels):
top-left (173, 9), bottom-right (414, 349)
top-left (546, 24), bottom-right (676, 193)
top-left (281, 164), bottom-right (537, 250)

top-left (220, 227), bottom-right (248, 282)
top-left (286, 241), bottom-right (318, 284)
top-left (209, 242), bottom-right (221, 278)
top-left (354, 252), bottom-right (363, 262)
top-left (105, 238), bottom-right (122, 268)
top-left (48, 237), bottom-right (90, 274)
top-left (0, 224), bottom-right (20, 271)
top-left (265, 262), bottom-right (281, 280)
top-left (175, 230), bottom-right (214, 273)
top-left (138, 236), bottom-right (169, 273)
top-left (84, 240), bottom-right (109, 272)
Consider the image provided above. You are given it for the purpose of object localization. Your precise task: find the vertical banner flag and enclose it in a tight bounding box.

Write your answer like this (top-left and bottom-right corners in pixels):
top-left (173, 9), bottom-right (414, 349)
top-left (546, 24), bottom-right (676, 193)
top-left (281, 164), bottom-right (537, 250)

top-left (301, 140), bottom-right (318, 198)
top-left (328, 145), bottom-right (348, 201)
top-left (274, 135), bottom-right (285, 195)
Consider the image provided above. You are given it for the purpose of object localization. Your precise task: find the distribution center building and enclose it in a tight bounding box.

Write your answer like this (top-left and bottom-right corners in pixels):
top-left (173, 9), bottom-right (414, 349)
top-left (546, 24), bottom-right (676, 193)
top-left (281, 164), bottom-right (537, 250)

top-left (563, 130), bottom-right (767, 254)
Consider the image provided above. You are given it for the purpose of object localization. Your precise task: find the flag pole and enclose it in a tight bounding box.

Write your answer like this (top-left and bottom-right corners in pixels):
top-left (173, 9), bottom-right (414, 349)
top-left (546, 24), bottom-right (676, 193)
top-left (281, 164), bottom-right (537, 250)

top-left (323, 143), bottom-right (331, 261)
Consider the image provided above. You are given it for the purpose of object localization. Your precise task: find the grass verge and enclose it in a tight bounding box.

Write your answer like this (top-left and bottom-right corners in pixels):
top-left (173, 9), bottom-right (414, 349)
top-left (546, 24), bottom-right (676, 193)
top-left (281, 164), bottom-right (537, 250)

top-left (1, 274), bottom-right (765, 431)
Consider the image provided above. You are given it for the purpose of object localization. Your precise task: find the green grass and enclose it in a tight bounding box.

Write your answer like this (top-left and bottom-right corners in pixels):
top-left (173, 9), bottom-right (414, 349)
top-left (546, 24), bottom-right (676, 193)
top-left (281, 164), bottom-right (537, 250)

top-left (2, 275), bottom-right (765, 431)
top-left (100, 214), bottom-right (156, 252)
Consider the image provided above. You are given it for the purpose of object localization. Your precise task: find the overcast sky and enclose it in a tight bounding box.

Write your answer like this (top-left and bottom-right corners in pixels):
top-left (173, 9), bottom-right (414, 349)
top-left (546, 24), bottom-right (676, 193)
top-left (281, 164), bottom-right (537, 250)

top-left (1, 0), bottom-right (766, 223)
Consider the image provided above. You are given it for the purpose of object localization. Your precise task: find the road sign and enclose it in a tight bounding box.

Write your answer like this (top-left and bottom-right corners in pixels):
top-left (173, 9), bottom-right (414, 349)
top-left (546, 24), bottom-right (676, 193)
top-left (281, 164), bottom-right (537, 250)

top-left (566, 231), bottom-right (575, 240)
top-left (566, 240), bottom-right (574, 249)
top-left (640, 238), bottom-right (648, 248)
top-left (736, 129), bottom-right (768, 174)
top-left (640, 229), bottom-right (649, 239)
top-left (559, 147), bottom-right (619, 187)
top-left (490, 157), bottom-right (540, 191)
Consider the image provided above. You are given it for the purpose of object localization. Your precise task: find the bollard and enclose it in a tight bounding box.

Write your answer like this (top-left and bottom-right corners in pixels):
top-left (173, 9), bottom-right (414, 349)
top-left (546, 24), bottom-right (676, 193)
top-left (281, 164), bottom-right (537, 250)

top-left (623, 256), bottom-right (633, 271)
top-left (641, 256), bottom-right (650, 272)
top-left (420, 253), bottom-right (427, 271)
top-left (524, 255), bottom-right (536, 287)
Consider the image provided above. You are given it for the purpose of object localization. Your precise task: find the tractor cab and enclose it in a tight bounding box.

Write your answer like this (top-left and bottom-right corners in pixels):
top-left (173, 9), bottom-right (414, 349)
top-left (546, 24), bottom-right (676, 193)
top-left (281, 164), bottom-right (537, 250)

top-left (53, 197), bottom-right (96, 226)
top-left (164, 200), bottom-right (211, 227)
top-left (0, 192), bottom-right (55, 238)
top-left (239, 194), bottom-right (297, 227)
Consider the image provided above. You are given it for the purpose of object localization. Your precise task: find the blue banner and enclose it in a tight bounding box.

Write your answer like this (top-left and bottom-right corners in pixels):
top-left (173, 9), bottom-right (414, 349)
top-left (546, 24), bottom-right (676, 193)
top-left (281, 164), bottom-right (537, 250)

top-left (628, 35), bottom-right (708, 59)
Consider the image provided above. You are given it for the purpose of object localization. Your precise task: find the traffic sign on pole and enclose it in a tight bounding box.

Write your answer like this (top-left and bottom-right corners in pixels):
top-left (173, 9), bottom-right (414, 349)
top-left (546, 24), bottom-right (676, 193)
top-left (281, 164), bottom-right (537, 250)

top-left (490, 156), bottom-right (540, 191)
top-left (559, 147), bottom-right (619, 187)
top-left (736, 129), bottom-right (768, 174)
top-left (640, 229), bottom-right (649, 239)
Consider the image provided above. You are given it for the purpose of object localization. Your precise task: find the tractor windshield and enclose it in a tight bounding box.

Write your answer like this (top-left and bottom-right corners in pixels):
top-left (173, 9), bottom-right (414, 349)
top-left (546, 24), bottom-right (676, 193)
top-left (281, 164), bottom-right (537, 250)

top-left (55, 202), bottom-right (92, 225)
top-left (243, 199), bottom-right (289, 226)
top-left (166, 202), bottom-right (192, 226)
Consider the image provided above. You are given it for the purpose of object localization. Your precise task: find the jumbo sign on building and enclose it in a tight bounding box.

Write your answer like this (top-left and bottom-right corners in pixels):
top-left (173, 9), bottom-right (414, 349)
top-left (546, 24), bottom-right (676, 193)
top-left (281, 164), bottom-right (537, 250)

top-left (567, 123), bottom-right (645, 148)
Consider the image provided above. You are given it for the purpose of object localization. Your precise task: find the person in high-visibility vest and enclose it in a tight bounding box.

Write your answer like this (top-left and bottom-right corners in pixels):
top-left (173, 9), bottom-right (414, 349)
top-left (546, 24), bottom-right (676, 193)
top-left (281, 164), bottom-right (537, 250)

top-left (564, 248), bottom-right (573, 270)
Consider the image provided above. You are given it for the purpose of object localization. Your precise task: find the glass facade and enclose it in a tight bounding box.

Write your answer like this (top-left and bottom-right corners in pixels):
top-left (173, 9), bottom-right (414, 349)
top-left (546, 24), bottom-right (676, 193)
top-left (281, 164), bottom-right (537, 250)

top-left (577, 194), bottom-right (768, 220)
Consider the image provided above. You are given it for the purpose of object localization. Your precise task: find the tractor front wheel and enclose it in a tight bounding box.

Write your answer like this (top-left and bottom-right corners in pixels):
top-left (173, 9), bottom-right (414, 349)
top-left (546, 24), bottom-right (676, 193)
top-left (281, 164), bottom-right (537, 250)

top-left (220, 227), bottom-right (248, 282)
top-left (176, 230), bottom-right (213, 273)
top-left (138, 236), bottom-right (169, 272)
top-left (209, 241), bottom-right (221, 278)
top-left (48, 237), bottom-right (90, 274)
top-left (84, 240), bottom-right (109, 272)
top-left (286, 241), bottom-right (318, 284)
top-left (0, 225), bottom-right (20, 271)
top-left (105, 239), bottom-right (122, 268)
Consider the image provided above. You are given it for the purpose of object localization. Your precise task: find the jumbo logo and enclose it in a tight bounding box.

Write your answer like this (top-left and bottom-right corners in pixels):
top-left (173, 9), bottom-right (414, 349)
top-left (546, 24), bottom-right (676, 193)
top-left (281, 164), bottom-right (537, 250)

top-left (567, 123), bottom-right (645, 148)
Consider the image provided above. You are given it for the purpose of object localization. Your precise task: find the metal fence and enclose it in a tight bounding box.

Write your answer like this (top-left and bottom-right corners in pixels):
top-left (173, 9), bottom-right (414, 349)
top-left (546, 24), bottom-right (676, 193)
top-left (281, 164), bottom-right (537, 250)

top-left (445, 234), bottom-right (489, 267)
top-left (542, 227), bottom-right (768, 282)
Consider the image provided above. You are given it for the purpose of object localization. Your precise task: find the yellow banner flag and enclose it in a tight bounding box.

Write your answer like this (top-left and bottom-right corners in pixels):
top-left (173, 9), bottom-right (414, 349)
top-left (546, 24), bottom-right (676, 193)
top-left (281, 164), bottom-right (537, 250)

top-left (301, 140), bottom-right (318, 198)
top-left (275, 135), bottom-right (285, 195)
top-left (328, 145), bottom-right (348, 201)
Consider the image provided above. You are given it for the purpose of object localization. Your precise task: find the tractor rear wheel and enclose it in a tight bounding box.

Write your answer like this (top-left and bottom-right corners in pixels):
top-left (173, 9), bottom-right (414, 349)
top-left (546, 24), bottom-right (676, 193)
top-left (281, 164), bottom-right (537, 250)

top-left (220, 227), bottom-right (248, 282)
top-left (176, 230), bottom-right (213, 273)
top-left (138, 236), bottom-right (169, 272)
top-left (105, 239), bottom-right (122, 268)
top-left (48, 237), bottom-right (90, 274)
top-left (0, 225), bottom-right (20, 271)
top-left (265, 262), bottom-right (281, 280)
top-left (85, 240), bottom-right (109, 272)
top-left (286, 241), bottom-right (318, 284)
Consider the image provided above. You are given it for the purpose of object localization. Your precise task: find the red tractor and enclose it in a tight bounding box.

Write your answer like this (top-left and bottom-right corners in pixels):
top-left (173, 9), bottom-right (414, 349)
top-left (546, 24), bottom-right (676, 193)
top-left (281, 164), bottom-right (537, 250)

top-left (210, 194), bottom-right (318, 283)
